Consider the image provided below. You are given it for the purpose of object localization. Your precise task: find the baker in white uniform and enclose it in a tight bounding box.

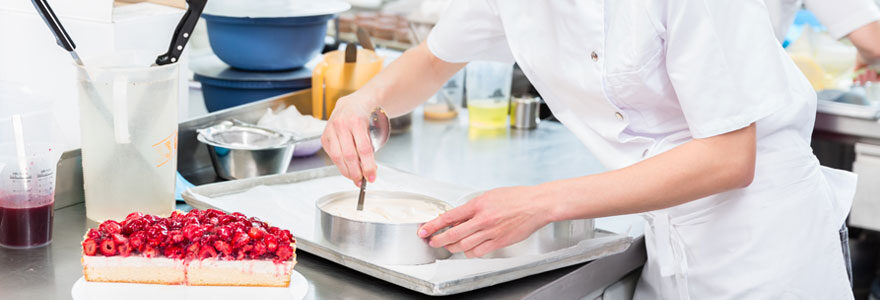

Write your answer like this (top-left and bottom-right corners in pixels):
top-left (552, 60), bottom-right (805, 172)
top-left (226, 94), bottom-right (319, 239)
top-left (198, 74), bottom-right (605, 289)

top-left (320, 1), bottom-right (858, 298)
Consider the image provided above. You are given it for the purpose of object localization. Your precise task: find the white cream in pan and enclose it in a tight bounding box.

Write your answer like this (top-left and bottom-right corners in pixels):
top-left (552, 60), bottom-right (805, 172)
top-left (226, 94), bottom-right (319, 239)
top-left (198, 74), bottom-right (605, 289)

top-left (321, 196), bottom-right (448, 224)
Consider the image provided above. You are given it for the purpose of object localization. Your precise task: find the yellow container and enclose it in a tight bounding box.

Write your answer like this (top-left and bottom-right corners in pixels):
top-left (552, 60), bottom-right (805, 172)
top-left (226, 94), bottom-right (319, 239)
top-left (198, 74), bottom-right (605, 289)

top-left (311, 49), bottom-right (384, 120)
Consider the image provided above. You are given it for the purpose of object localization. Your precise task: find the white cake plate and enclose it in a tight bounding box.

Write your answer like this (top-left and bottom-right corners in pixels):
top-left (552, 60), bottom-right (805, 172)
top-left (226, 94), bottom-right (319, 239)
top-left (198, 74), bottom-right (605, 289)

top-left (71, 270), bottom-right (308, 300)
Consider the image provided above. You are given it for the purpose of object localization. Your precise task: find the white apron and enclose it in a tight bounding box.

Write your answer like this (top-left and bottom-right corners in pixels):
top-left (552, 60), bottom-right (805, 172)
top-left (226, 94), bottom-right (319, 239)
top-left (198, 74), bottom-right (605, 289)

top-left (635, 149), bottom-right (857, 300)
top-left (424, 1), bottom-right (858, 298)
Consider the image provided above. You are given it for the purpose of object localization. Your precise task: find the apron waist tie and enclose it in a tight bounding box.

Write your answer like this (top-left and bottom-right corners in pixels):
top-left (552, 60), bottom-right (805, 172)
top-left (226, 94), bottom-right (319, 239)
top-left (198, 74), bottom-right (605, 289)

top-left (645, 211), bottom-right (691, 300)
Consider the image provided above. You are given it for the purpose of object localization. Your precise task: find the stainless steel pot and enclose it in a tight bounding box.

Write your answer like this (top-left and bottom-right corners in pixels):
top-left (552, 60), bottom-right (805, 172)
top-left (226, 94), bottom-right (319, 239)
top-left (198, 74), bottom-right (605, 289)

top-left (460, 192), bottom-right (596, 259)
top-left (197, 121), bottom-right (296, 180)
top-left (316, 190), bottom-right (453, 265)
top-left (510, 96), bottom-right (541, 130)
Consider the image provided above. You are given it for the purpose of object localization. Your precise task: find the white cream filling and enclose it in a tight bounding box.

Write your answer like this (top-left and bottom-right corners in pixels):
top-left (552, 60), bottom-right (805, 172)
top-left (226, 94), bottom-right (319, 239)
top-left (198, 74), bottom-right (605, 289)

top-left (321, 197), bottom-right (448, 224)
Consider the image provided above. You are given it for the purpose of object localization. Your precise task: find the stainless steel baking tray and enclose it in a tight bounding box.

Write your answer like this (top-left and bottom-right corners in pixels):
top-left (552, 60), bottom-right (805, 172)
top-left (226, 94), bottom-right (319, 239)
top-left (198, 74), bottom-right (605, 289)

top-left (182, 166), bottom-right (634, 296)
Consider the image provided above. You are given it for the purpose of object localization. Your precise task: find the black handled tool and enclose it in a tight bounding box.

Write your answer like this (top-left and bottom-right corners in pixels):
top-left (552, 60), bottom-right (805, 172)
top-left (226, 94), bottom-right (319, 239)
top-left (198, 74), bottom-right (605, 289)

top-left (154, 0), bottom-right (207, 66)
top-left (31, 0), bottom-right (82, 63)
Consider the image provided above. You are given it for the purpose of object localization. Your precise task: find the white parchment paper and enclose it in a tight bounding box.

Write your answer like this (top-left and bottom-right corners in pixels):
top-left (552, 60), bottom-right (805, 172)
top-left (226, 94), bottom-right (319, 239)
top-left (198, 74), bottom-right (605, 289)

top-left (187, 167), bottom-right (630, 284)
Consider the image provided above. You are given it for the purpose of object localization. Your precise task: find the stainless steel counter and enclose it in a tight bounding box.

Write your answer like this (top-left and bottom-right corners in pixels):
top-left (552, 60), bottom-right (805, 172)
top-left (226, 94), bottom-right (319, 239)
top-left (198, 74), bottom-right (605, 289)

top-left (815, 112), bottom-right (880, 142)
top-left (0, 91), bottom-right (645, 300)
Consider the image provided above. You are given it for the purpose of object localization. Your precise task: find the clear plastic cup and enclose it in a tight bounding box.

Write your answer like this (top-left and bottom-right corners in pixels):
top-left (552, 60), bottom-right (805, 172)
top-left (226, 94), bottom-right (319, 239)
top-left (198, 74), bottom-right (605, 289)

top-left (466, 62), bottom-right (513, 129)
top-left (76, 52), bottom-right (179, 222)
top-left (424, 70), bottom-right (464, 120)
top-left (0, 84), bottom-right (60, 249)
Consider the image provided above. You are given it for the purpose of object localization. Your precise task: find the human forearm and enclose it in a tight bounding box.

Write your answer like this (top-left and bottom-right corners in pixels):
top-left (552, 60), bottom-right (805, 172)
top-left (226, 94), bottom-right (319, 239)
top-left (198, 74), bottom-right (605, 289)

top-left (849, 20), bottom-right (880, 68)
top-left (356, 42), bottom-right (465, 117)
top-left (543, 124), bottom-right (757, 222)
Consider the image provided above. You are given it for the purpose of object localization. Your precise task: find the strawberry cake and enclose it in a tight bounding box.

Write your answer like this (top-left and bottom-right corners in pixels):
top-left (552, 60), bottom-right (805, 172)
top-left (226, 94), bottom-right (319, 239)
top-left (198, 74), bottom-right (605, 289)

top-left (81, 209), bottom-right (296, 287)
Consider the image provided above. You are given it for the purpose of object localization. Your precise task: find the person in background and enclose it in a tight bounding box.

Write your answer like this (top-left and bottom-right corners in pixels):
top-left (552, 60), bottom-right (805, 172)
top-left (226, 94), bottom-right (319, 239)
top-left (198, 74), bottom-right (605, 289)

top-left (323, 1), bottom-right (857, 299)
top-left (765, 0), bottom-right (880, 84)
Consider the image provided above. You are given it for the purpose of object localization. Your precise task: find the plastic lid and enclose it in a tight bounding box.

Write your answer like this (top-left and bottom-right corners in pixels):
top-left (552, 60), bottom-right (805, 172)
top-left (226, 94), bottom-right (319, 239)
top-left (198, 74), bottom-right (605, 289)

top-left (190, 55), bottom-right (312, 89)
top-left (204, 0), bottom-right (350, 18)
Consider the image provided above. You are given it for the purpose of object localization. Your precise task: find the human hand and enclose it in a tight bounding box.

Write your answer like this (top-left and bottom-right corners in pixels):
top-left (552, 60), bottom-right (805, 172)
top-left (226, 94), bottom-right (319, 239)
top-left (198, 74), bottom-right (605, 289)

top-left (854, 56), bottom-right (879, 85)
top-left (417, 186), bottom-right (555, 258)
top-left (321, 94), bottom-right (379, 186)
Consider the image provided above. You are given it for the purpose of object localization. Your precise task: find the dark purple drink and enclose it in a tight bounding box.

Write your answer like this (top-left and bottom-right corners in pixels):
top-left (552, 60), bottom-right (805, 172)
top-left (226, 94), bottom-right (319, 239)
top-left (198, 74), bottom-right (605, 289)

top-left (0, 194), bottom-right (54, 248)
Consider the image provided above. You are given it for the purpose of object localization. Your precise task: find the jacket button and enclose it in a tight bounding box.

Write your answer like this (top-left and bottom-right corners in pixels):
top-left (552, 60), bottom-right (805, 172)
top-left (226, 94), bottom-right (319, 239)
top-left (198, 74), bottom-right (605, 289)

top-left (591, 51), bottom-right (599, 62)
top-left (614, 112), bottom-right (624, 121)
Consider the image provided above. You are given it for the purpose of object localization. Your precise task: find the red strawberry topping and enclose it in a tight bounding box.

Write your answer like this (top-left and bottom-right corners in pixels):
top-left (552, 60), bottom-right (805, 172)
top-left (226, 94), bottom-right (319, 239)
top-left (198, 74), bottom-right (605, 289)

top-left (117, 242), bottom-right (131, 257)
top-left (248, 227), bottom-right (265, 240)
top-left (85, 210), bottom-right (294, 262)
top-left (185, 243), bottom-right (200, 260)
top-left (143, 246), bottom-right (159, 258)
top-left (265, 235), bottom-right (278, 253)
top-left (83, 238), bottom-right (98, 256)
top-left (214, 240), bottom-right (232, 257)
top-left (100, 239), bottom-right (117, 256)
top-left (198, 246), bottom-right (217, 259)
top-left (232, 232), bottom-right (250, 248)
top-left (111, 233), bottom-right (128, 245)
top-left (99, 220), bottom-right (122, 235)
top-left (275, 245), bottom-right (293, 262)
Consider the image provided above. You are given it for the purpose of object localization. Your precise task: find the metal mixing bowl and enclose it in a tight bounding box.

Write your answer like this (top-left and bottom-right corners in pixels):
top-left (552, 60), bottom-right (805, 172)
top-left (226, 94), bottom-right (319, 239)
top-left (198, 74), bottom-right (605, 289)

top-left (197, 121), bottom-right (295, 180)
top-left (316, 190), bottom-right (453, 265)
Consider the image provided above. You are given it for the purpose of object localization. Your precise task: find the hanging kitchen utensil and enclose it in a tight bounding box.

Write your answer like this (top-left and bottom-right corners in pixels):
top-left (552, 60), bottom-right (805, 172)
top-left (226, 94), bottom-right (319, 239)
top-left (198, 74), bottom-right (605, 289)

top-left (155, 0), bottom-right (208, 66)
top-left (30, 0), bottom-right (105, 119)
top-left (356, 26), bottom-right (375, 51)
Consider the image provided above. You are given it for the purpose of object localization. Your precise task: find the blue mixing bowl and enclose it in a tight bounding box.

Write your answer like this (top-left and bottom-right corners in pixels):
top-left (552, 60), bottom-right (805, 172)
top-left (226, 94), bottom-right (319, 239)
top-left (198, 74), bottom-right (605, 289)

top-left (202, 14), bottom-right (334, 71)
top-left (196, 77), bottom-right (310, 112)
top-left (191, 55), bottom-right (312, 112)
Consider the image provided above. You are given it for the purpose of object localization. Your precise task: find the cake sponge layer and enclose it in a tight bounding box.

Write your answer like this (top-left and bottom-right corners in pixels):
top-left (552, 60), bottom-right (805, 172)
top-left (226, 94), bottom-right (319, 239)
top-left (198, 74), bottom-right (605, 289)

top-left (82, 256), bottom-right (185, 285)
top-left (82, 253), bottom-right (297, 287)
top-left (187, 259), bottom-right (296, 287)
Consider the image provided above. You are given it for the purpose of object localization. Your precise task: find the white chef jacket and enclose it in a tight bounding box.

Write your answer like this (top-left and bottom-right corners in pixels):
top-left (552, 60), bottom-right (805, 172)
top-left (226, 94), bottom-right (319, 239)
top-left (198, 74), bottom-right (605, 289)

top-left (428, 1), bottom-right (858, 299)
top-left (765, 0), bottom-right (880, 42)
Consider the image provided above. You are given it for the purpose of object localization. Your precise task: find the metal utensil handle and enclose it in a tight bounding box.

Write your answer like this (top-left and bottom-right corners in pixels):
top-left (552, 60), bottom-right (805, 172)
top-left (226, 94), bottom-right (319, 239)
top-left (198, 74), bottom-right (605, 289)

top-left (155, 0), bottom-right (207, 66)
top-left (30, 0), bottom-right (76, 51)
top-left (357, 178), bottom-right (366, 211)
top-left (356, 27), bottom-right (374, 51)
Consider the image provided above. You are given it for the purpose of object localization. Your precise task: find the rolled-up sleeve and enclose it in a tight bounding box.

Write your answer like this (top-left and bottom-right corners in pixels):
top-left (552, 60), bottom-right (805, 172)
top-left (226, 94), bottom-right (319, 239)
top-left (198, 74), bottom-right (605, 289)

top-left (661, 0), bottom-right (793, 138)
top-left (426, 0), bottom-right (515, 63)
top-left (805, 0), bottom-right (880, 39)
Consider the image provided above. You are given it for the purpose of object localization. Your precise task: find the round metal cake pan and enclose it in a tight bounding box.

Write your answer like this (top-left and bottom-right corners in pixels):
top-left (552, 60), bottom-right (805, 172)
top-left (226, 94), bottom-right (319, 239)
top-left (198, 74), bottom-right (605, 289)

top-left (316, 191), bottom-right (453, 265)
top-left (459, 192), bottom-right (596, 259)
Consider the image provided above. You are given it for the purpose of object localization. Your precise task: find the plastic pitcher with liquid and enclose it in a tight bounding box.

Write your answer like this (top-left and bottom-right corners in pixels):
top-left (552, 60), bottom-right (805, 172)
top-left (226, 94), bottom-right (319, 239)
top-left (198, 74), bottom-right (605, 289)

top-left (466, 62), bottom-right (513, 129)
top-left (76, 52), bottom-right (178, 222)
top-left (311, 48), bottom-right (383, 120)
top-left (0, 84), bottom-right (61, 248)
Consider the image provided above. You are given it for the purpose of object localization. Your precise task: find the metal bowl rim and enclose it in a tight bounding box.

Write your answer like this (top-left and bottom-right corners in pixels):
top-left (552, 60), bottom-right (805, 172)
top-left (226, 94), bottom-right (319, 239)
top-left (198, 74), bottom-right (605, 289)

top-left (197, 130), bottom-right (295, 151)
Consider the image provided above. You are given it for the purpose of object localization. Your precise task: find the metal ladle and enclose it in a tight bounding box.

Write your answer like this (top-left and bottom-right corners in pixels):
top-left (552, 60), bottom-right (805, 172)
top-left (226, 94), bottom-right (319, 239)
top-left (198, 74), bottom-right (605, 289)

top-left (357, 107), bottom-right (390, 211)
